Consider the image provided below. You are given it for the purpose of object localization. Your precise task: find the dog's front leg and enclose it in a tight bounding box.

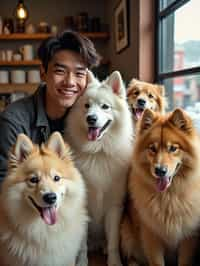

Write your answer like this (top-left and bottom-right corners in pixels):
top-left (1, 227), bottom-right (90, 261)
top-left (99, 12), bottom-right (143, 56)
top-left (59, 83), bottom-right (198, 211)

top-left (178, 236), bottom-right (198, 266)
top-left (141, 224), bottom-right (165, 266)
top-left (105, 205), bottom-right (123, 266)
top-left (76, 225), bottom-right (88, 266)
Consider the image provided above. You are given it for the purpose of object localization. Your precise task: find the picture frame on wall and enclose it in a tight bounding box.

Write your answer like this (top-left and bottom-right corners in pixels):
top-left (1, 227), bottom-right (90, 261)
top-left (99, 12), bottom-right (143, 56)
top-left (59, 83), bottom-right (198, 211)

top-left (114, 0), bottom-right (129, 53)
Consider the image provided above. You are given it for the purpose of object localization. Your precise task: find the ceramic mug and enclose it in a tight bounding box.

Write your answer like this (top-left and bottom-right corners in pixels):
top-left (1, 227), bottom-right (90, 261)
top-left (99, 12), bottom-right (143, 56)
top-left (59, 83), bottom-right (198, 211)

top-left (0, 70), bottom-right (9, 83)
top-left (6, 50), bottom-right (13, 61)
top-left (0, 50), bottom-right (6, 61)
top-left (27, 70), bottom-right (40, 83)
top-left (13, 53), bottom-right (22, 61)
top-left (11, 70), bottom-right (26, 83)
top-left (20, 45), bottom-right (34, 60)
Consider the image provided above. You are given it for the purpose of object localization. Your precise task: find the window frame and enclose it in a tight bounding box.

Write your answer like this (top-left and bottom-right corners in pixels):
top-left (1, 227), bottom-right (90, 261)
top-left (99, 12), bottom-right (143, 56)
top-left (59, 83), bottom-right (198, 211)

top-left (156, 0), bottom-right (200, 82)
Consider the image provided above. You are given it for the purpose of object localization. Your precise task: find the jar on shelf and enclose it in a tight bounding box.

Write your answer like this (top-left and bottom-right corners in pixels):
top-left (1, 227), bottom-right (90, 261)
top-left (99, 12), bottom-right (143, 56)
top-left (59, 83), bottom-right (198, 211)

top-left (3, 18), bottom-right (14, 34)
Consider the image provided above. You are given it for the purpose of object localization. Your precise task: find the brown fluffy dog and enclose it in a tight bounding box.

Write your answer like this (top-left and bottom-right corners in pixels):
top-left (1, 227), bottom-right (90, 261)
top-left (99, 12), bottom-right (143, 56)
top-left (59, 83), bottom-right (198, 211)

top-left (121, 108), bottom-right (200, 266)
top-left (127, 79), bottom-right (167, 124)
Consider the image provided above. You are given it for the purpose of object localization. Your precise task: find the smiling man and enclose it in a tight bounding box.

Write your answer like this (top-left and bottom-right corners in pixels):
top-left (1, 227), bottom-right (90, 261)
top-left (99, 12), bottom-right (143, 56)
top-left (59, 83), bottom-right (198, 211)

top-left (0, 30), bottom-right (100, 182)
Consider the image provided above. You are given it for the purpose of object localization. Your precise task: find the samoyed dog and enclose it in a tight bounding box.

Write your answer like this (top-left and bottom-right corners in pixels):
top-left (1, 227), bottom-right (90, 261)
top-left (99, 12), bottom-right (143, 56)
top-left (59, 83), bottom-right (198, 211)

top-left (65, 71), bottom-right (133, 266)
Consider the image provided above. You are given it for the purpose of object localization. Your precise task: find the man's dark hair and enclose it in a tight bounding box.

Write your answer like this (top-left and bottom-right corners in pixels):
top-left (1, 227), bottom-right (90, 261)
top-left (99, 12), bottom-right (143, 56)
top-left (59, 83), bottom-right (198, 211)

top-left (38, 30), bottom-right (100, 72)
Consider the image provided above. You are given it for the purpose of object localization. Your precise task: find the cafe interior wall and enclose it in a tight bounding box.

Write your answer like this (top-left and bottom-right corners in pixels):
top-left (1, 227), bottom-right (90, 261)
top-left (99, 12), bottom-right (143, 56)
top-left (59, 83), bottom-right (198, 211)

top-left (0, 0), bottom-right (143, 85)
top-left (0, 0), bottom-right (107, 74)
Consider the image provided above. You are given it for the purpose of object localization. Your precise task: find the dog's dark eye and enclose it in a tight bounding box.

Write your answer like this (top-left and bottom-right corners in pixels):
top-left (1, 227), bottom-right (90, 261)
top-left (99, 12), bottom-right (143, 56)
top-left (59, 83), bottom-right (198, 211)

top-left (148, 93), bottom-right (154, 99)
top-left (149, 145), bottom-right (157, 154)
top-left (168, 145), bottom-right (177, 153)
top-left (134, 91), bottom-right (139, 96)
top-left (29, 176), bottom-right (39, 184)
top-left (101, 104), bottom-right (110, 110)
top-left (54, 175), bottom-right (61, 182)
top-left (85, 103), bottom-right (90, 109)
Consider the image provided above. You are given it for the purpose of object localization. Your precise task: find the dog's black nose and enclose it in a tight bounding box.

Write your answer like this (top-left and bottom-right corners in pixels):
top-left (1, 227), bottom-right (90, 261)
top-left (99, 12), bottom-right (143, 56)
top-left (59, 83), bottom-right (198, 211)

top-left (43, 193), bottom-right (57, 205)
top-left (87, 114), bottom-right (97, 125)
top-left (155, 166), bottom-right (168, 177)
top-left (137, 98), bottom-right (146, 107)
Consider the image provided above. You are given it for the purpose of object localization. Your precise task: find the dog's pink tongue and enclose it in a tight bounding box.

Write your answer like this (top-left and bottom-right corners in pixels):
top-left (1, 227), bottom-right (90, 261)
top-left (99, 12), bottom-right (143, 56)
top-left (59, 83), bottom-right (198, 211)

top-left (157, 177), bottom-right (169, 192)
top-left (135, 109), bottom-right (143, 120)
top-left (41, 206), bottom-right (57, 225)
top-left (88, 128), bottom-right (100, 141)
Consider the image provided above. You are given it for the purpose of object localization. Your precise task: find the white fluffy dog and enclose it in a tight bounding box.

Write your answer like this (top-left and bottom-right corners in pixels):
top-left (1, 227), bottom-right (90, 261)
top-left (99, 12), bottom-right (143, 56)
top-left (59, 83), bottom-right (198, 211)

top-left (65, 71), bottom-right (133, 266)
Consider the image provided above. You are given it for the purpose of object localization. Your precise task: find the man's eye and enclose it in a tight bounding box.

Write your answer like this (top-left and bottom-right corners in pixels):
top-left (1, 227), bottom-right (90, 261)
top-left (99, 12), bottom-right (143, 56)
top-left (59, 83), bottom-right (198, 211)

top-left (76, 72), bottom-right (86, 78)
top-left (55, 69), bottom-right (65, 74)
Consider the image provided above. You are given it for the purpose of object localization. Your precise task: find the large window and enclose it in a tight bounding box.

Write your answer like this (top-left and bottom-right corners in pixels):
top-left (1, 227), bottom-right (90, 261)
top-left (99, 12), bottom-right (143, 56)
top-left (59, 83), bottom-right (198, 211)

top-left (156, 0), bottom-right (200, 121)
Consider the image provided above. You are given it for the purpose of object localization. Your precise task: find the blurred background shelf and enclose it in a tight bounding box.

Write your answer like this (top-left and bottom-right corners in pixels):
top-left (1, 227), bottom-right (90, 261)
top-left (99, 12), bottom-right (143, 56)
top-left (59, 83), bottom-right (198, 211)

top-left (0, 83), bottom-right (38, 94)
top-left (0, 60), bottom-right (41, 66)
top-left (0, 32), bottom-right (109, 40)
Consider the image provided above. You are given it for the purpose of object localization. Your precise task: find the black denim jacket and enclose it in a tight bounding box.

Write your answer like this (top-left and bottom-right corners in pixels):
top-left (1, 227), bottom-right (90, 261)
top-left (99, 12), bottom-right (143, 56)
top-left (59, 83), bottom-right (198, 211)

top-left (0, 84), bottom-right (53, 183)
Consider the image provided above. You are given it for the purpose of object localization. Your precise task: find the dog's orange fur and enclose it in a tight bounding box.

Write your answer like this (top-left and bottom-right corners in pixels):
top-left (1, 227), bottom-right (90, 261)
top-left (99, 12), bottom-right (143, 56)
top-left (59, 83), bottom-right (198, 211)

top-left (127, 79), bottom-right (167, 125)
top-left (121, 108), bottom-right (200, 266)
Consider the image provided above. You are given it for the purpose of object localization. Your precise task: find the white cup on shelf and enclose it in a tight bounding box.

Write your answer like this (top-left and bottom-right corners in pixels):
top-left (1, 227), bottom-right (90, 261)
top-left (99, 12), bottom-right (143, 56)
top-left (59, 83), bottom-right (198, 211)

top-left (6, 50), bottom-right (13, 61)
top-left (0, 70), bottom-right (9, 83)
top-left (27, 70), bottom-right (40, 83)
top-left (11, 70), bottom-right (26, 84)
top-left (0, 50), bottom-right (6, 61)
top-left (13, 53), bottom-right (22, 61)
top-left (20, 45), bottom-right (34, 60)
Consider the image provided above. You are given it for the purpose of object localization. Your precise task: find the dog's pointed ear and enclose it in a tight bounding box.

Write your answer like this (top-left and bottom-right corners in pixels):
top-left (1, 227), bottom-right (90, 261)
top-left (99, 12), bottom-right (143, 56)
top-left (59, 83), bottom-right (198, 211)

top-left (168, 108), bottom-right (193, 134)
top-left (139, 109), bottom-right (156, 132)
top-left (156, 84), bottom-right (168, 112)
top-left (128, 78), bottom-right (139, 88)
top-left (106, 71), bottom-right (126, 98)
top-left (12, 134), bottom-right (34, 163)
top-left (157, 85), bottom-right (165, 96)
top-left (127, 78), bottom-right (138, 96)
top-left (87, 70), bottom-right (96, 84)
top-left (87, 70), bottom-right (100, 86)
top-left (46, 132), bottom-right (71, 159)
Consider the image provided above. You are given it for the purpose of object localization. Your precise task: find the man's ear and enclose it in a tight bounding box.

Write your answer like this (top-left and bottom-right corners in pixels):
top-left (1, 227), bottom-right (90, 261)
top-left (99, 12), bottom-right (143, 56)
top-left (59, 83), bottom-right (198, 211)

top-left (40, 65), bottom-right (46, 82)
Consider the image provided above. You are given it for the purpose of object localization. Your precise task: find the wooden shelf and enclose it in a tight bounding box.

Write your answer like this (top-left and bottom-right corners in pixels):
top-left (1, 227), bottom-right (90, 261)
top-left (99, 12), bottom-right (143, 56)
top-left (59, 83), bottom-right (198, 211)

top-left (0, 32), bottom-right (109, 40)
top-left (0, 33), bottom-right (52, 40)
top-left (80, 32), bottom-right (109, 39)
top-left (0, 83), bottom-right (38, 94)
top-left (0, 60), bottom-right (41, 66)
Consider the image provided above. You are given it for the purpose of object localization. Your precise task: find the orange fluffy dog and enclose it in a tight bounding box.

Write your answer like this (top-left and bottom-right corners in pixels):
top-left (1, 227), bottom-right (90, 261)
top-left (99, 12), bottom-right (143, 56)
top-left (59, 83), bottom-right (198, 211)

top-left (127, 79), bottom-right (167, 124)
top-left (121, 108), bottom-right (200, 266)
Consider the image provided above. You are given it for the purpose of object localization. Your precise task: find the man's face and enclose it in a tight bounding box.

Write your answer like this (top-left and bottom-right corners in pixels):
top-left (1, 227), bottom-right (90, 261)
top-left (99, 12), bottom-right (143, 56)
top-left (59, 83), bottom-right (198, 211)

top-left (42, 50), bottom-right (87, 117)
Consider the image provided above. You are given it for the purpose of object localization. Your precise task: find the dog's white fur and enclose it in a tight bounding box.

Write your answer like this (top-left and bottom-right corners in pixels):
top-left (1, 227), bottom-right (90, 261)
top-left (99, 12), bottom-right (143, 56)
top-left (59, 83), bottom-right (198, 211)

top-left (65, 71), bottom-right (133, 266)
top-left (0, 132), bottom-right (88, 266)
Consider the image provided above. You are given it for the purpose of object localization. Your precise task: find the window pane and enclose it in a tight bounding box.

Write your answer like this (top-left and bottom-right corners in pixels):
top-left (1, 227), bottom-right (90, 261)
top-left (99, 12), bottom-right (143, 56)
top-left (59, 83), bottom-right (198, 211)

top-left (159, 0), bottom-right (200, 73)
top-left (160, 0), bottom-right (175, 11)
top-left (163, 74), bottom-right (200, 109)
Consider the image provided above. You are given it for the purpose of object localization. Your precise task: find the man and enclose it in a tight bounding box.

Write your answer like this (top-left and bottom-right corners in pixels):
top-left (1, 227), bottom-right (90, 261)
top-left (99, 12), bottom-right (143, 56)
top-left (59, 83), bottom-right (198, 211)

top-left (0, 30), bottom-right (100, 182)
